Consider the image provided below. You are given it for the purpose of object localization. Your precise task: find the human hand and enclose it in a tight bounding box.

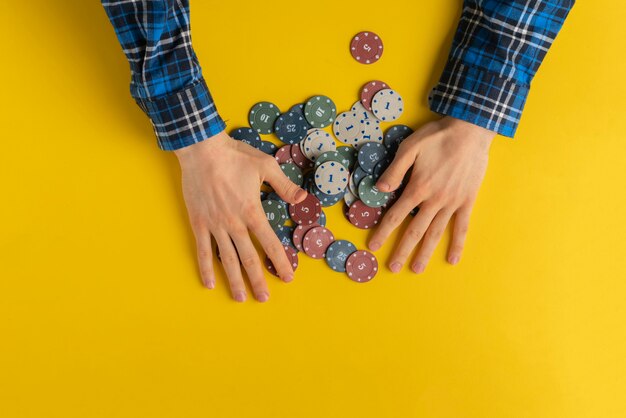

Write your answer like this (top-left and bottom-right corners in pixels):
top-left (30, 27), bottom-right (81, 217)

top-left (174, 131), bottom-right (307, 302)
top-left (368, 116), bottom-right (495, 273)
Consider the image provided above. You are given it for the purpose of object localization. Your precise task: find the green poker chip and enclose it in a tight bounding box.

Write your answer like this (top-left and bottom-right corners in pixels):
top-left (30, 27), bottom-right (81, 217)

top-left (280, 163), bottom-right (304, 187)
top-left (262, 199), bottom-right (287, 230)
top-left (249, 102), bottom-right (281, 134)
top-left (304, 95), bottom-right (337, 128)
top-left (336, 146), bottom-right (357, 171)
top-left (357, 175), bottom-right (390, 208)
top-left (314, 151), bottom-right (347, 169)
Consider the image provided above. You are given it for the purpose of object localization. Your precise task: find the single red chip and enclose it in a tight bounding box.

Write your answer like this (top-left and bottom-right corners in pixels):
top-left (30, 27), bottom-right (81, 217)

top-left (348, 200), bottom-right (383, 229)
top-left (360, 80), bottom-right (389, 111)
top-left (265, 245), bottom-right (299, 277)
top-left (289, 193), bottom-right (322, 225)
top-left (292, 223), bottom-right (321, 251)
top-left (290, 143), bottom-right (313, 169)
top-left (350, 32), bottom-right (384, 64)
top-left (302, 226), bottom-right (335, 259)
top-left (275, 145), bottom-right (294, 164)
top-left (345, 250), bottom-right (378, 283)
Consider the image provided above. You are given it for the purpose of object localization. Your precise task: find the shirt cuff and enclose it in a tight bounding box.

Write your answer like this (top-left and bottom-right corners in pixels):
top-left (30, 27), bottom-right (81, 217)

top-left (134, 78), bottom-right (226, 151)
top-left (428, 58), bottom-right (531, 138)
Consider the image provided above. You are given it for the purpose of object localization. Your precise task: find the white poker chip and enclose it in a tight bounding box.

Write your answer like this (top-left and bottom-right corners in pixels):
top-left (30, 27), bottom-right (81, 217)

top-left (355, 118), bottom-right (383, 147)
top-left (315, 161), bottom-right (349, 195)
top-left (351, 100), bottom-right (377, 122)
top-left (344, 187), bottom-right (358, 207)
top-left (302, 129), bottom-right (325, 160)
top-left (333, 112), bottom-right (363, 145)
top-left (303, 129), bottom-right (336, 161)
top-left (371, 89), bottom-right (404, 122)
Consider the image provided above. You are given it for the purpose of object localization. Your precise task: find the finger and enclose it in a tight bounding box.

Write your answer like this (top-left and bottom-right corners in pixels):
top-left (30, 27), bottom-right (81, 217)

top-left (249, 208), bottom-right (294, 283)
top-left (411, 209), bottom-right (454, 273)
top-left (263, 158), bottom-right (307, 204)
top-left (195, 229), bottom-right (216, 289)
top-left (368, 184), bottom-right (425, 251)
top-left (376, 144), bottom-right (418, 193)
top-left (214, 231), bottom-right (247, 302)
top-left (448, 204), bottom-right (472, 265)
top-left (388, 203), bottom-right (439, 273)
top-left (230, 230), bottom-right (270, 303)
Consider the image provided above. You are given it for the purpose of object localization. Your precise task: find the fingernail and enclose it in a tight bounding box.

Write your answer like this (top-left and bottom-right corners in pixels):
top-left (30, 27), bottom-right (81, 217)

top-left (257, 292), bottom-right (270, 303)
top-left (377, 182), bottom-right (390, 192)
top-left (390, 262), bottom-right (402, 273)
top-left (295, 189), bottom-right (307, 201)
top-left (412, 262), bottom-right (425, 274)
top-left (449, 255), bottom-right (460, 265)
top-left (283, 274), bottom-right (294, 283)
top-left (205, 280), bottom-right (215, 289)
top-left (369, 241), bottom-right (381, 251)
top-left (234, 292), bottom-right (246, 302)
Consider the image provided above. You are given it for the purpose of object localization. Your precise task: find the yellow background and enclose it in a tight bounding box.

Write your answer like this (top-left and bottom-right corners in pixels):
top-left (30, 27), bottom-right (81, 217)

top-left (1, 1), bottom-right (625, 417)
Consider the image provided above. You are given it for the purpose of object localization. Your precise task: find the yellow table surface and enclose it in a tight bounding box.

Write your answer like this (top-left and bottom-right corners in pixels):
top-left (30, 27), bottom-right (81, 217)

top-left (1, 1), bottom-right (625, 417)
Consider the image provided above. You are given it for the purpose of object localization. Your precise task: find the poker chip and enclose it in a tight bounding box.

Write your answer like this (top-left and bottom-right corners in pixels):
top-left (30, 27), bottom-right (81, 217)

top-left (350, 32), bottom-right (384, 64)
top-left (292, 223), bottom-right (321, 251)
top-left (371, 89), bottom-right (404, 122)
top-left (358, 175), bottom-right (390, 208)
top-left (302, 226), bottom-right (335, 259)
top-left (315, 161), bottom-right (349, 195)
top-left (310, 183), bottom-right (344, 207)
top-left (258, 140), bottom-right (278, 155)
top-left (280, 163), bottom-right (304, 187)
top-left (262, 199), bottom-right (287, 230)
top-left (266, 191), bottom-right (286, 207)
top-left (289, 103), bottom-right (314, 130)
top-left (358, 118), bottom-right (383, 145)
top-left (360, 80), bottom-right (389, 111)
top-left (314, 150), bottom-right (345, 169)
top-left (343, 187), bottom-right (358, 207)
top-left (358, 142), bottom-right (388, 174)
top-left (348, 171), bottom-right (359, 196)
top-left (249, 102), bottom-right (281, 134)
top-left (274, 145), bottom-right (294, 164)
top-left (384, 124), bottom-right (413, 151)
top-left (290, 143), bottom-right (314, 169)
top-left (288, 193), bottom-right (322, 225)
top-left (274, 111), bottom-right (309, 144)
top-left (325, 240), bottom-right (357, 272)
top-left (230, 127), bottom-right (261, 148)
top-left (265, 245), bottom-right (299, 276)
top-left (348, 200), bottom-right (383, 229)
top-left (304, 95), bottom-right (337, 128)
top-left (352, 166), bottom-right (369, 188)
top-left (372, 156), bottom-right (393, 179)
top-left (345, 250), bottom-right (378, 283)
top-left (303, 129), bottom-right (336, 161)
top-left (336, 146), bottom-right (357, 170)
top-left (275, 225), bottom-right (297, 250)
top-left (318, 210), bottom-right (327, 227)
top-left (333, 111), bottom-right (362, 145)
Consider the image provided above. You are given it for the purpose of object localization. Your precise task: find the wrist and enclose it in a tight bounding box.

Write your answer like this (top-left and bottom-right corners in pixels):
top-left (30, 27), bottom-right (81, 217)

top-left (440, 116), bottom-right (495, 152)
top-left (174, 130), bottom-right (229, 163)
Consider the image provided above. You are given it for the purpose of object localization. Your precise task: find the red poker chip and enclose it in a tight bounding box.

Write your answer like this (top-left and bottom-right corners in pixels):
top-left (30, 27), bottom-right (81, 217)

top-left (350, 31), bottom-right (384, 65)
top-left (265, 245), bottom-right (299, 277)
top-left (292, 223), bottom-right (321, 251)
top-left (275, 145), bottom-right (294, 164)
top-left (290, 143), bottom-right (313, 169)
top-left (345, 250), bottom-right (378, 283)
top-left (348, 200), bottom-right (382, 229)
top-left (289, 193), bottom-right (322, 225)
top-left (360, 80), bottom-right (389, 111)
top-left (302, 226), bottom-right (335, 259)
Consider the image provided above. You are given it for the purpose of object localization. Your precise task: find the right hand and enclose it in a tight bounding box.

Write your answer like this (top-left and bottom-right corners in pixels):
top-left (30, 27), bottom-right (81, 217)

top-left (174, 132), bottom-right (307, 303)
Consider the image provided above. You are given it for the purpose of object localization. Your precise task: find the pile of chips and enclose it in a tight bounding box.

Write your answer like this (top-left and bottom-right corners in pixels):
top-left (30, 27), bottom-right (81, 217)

top-left (228, 32), bottom-right (417, 283)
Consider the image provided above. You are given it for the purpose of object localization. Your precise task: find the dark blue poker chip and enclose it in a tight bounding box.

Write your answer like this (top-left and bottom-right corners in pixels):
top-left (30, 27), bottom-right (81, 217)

top-left (352, 166), bottom-right (369, 188)
top-left (289, 103), bottom-right (313, 129)
top-left (372, 156), bottom-right (393, 179)
top-left (358, 142), bottom-right (388, 174)
top-left (319, 210), bottom-right (327, 227)
top-left (325, 240), bottom-right (357, 272)
top-left (258, 140), bottom-right (278, 155)
top-left (267, 191), bottom-right (287, 207)
top-left (274, 111), bottom-right (309, 144)
top-left (275, 225), bottom-right (297, 251)
top-left (230, 127), bottom-right (261, 148)
top-left (309, 182), bottom-right (343, 207)
top-left (384, 125), bottom-right (413, 152)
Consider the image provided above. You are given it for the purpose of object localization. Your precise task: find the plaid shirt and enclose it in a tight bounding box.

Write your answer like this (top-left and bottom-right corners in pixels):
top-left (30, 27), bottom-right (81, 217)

top-left (101, 1), bottom-right (574, 150)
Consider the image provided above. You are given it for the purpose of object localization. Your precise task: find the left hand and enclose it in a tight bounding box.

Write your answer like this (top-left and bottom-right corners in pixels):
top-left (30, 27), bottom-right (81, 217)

top-left (368, 116), bottom-right (495, 273)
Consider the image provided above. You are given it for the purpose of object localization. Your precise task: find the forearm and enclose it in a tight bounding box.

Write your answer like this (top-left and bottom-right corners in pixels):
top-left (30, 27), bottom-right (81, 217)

top-left (429, 0), bottom-right (575, 137)
top-left (101, 0), bottom-right (225, 150)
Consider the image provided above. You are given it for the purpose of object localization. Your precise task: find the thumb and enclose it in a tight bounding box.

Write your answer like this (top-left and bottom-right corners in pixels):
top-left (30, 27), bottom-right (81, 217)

top-left (264, 160), bottom-right (308, 204)
top-left (376, 146), bottom-right (417, 192)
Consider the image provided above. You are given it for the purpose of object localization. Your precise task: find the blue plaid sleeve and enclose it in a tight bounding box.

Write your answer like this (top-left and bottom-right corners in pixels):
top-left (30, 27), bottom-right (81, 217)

top-left (101, 1), bottom-right (226, 151)
top-left (429, 0), bottom-right (575, 137)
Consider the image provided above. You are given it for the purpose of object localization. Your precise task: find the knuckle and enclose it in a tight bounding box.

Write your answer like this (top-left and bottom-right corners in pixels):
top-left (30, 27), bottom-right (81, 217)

top-left (197, 248), bottom-right (213, 260)
top-left (426, 226), bottom-right (443, 240)
top-left (240, 255), bottom-right (258, 270)
top-left (221, 254), bottom-right (239, 266)
top-left (407, 227), bottom-right (424, 241)
top-left (266, 242), bottom-right (284, 257)
top-left (385, 210), bottom-right (404, 226)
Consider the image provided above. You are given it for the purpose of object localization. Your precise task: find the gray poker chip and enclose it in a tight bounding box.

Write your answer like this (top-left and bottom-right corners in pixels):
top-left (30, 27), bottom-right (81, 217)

top-left (352, 166), bottom-right (369, 189)
top-left (289, 103), bottom-right (314, 129)
top-left (249, 102), bottom-right (281, 134)
top-left (267, 191), bottom-right (287, 207)
top-left (336, 146), bottom-right (357, 171)
top-left (262, 199), bottom-right (287, 230)
top-left (258, 140), bottom-right (278, 155)
top-left (358, 175), bottom-right (390, 208)
top-left (230, 127), bottom-right (261, 148)
top-left (358, 142), bottom-right (388, 174)
top-left (304, 95), bottom-right (337, 128)
top-left (274, 111), bottom-right (309, 144)
top-left (280, 163), bottom-right (304, 187)
top-left (325, 240), bottom-right (357, 272)
top-left (275, 225), bottom-right (297, 250)
top-left (314, 150), bottom-right (347, 169)
top-left (384, 125), bottom-right (413, 151)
